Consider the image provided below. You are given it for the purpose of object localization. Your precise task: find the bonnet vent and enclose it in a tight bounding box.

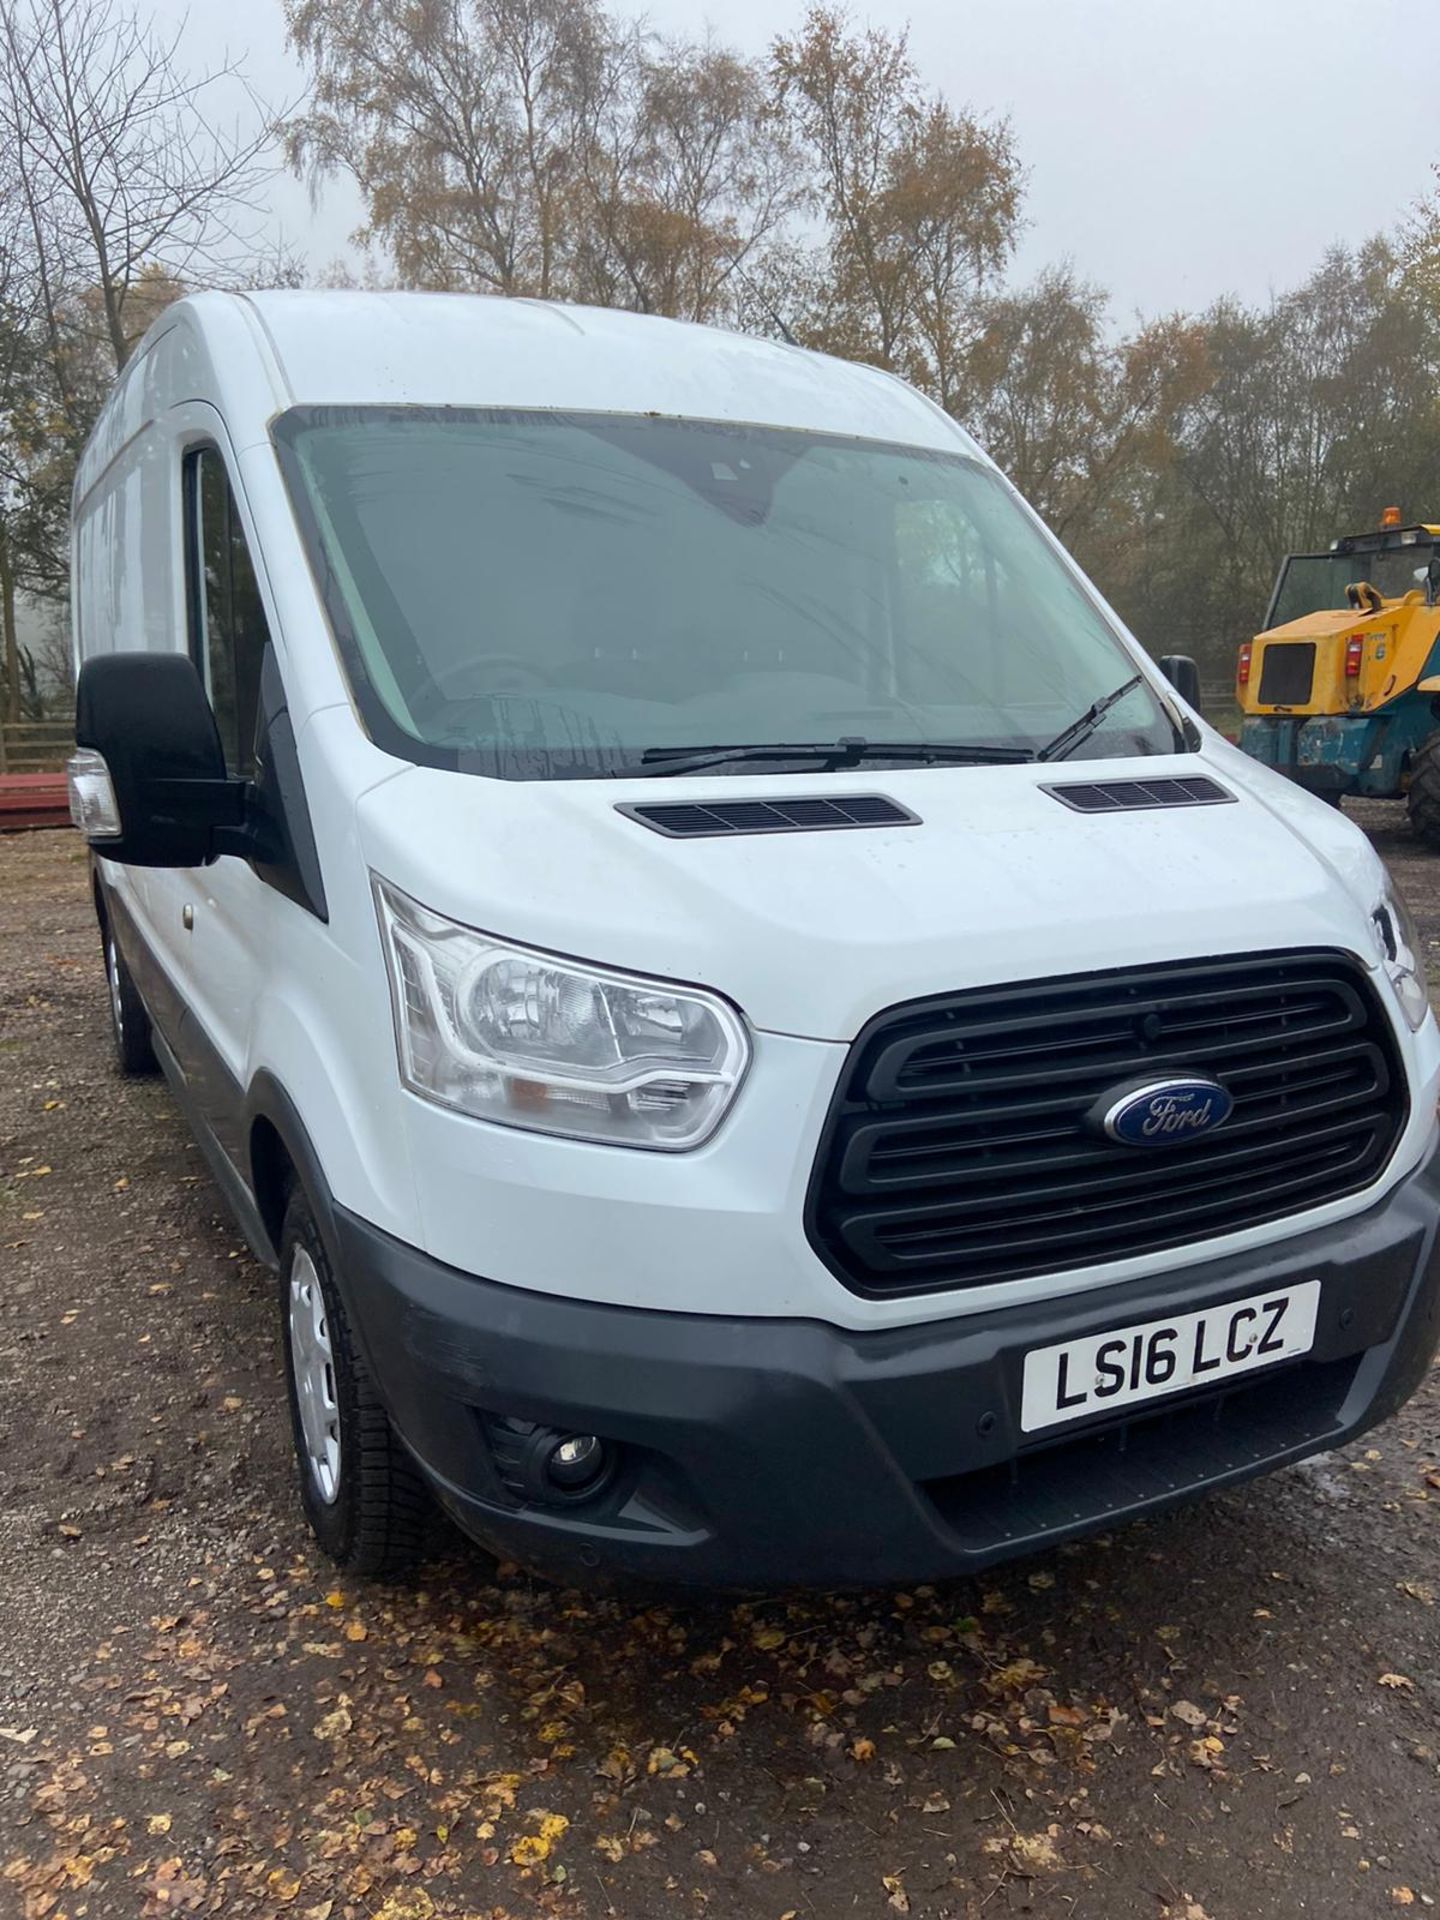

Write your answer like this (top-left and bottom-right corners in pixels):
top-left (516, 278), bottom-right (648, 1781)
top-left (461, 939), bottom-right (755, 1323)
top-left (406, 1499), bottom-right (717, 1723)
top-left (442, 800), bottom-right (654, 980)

top-left (1044, 775), bottom-right (1234, 814)
top-left (618, 794), bottom-right (920, 838)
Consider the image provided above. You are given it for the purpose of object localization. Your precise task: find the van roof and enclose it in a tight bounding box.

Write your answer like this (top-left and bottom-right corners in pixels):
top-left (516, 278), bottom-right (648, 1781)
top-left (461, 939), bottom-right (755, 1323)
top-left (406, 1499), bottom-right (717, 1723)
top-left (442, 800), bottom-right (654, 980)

top-left (153, 289), bottom-right (978, 458)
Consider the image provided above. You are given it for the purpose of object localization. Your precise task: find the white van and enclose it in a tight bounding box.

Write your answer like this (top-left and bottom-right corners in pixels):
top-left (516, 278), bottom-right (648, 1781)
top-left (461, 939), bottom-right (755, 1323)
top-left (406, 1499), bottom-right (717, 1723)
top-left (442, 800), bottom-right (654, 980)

top-left (67, 290), bottom-right (1440, 1587)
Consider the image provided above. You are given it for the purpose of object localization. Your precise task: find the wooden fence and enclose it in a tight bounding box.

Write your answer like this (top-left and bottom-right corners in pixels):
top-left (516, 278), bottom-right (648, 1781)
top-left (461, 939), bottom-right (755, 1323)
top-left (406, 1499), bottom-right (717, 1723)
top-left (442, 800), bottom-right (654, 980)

top-left (0, 719), bottom-right (73, 773)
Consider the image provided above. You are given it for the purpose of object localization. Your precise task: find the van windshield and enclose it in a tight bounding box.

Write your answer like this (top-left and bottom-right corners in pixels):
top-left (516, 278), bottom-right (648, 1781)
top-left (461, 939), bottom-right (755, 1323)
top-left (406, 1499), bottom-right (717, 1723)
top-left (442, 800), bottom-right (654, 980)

top-left (274, 407), bottom-right (1178, 780)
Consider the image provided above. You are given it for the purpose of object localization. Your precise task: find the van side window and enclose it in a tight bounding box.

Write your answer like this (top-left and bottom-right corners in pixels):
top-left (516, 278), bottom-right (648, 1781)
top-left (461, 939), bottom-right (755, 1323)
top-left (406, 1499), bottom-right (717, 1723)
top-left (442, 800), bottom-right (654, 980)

top-left (187, 448), bottom-right (270, 776)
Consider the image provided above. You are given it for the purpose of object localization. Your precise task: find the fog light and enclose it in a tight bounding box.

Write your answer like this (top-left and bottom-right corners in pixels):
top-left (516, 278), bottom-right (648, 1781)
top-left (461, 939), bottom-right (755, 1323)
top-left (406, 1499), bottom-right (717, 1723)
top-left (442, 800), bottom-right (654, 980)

top-left (482, 1415), bottom-right (617, 1505)
top-left (546, 1433), bottom-right (607, 1491)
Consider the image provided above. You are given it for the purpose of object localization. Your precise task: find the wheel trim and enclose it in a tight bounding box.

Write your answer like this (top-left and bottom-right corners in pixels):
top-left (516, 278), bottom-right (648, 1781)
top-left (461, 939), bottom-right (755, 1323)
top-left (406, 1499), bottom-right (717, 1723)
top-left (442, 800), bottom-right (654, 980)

top-left (105, 935), bottom-right (125, 1047)
top-left (288, 1248), bottom-right (342, 1504)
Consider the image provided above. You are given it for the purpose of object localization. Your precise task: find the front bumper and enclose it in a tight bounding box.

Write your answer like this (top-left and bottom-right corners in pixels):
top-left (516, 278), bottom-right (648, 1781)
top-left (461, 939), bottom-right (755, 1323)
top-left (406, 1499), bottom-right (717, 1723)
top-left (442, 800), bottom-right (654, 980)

top-left (337, 1133), bottom-right (1440, 1588)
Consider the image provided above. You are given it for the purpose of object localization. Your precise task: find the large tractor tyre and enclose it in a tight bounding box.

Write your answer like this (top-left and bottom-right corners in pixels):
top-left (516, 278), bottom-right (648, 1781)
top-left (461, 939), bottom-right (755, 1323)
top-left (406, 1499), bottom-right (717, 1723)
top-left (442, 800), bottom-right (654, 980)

top-left (1408, 733), bottom-right (1440, 850)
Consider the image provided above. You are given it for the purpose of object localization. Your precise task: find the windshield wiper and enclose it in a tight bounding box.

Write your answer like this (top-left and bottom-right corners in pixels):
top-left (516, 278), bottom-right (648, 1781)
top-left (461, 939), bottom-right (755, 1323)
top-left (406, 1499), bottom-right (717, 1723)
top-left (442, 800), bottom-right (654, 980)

top-left (1036, 674), bottom-right (1144, 763)
top-left (632, 738), bottom-right (1033, 778)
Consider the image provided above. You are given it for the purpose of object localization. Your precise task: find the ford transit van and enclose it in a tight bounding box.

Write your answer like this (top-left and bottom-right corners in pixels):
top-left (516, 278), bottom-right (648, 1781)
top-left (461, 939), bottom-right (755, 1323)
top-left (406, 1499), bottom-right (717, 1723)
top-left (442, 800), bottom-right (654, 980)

top-left (66, 291), bottom-right (1440, 1586)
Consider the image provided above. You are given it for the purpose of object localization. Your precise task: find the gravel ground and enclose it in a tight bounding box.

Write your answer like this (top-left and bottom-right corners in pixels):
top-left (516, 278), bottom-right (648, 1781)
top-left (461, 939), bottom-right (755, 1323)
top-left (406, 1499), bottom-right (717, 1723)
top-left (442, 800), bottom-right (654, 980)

top-left (3, 812), bottom-right (1440, 1920)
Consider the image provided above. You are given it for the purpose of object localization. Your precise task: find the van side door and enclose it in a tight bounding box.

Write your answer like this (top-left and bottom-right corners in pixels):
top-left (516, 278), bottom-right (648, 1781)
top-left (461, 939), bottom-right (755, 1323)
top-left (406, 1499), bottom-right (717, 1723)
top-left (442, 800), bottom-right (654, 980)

top-left (162, 425), bottom-right (283, 1168)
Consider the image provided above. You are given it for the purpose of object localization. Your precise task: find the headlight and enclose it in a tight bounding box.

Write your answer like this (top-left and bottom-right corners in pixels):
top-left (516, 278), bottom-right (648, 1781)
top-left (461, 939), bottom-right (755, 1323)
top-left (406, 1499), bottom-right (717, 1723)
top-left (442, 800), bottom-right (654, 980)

top-left (1372, 881), bottom-right (1431, 1031)
top-left (373, 878), bottom-right (751, 1149)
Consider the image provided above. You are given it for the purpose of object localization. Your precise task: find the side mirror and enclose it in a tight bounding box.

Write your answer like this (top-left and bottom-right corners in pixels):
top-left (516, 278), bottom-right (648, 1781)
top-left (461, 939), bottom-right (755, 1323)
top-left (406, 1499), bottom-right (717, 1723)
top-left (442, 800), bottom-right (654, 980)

top-left (1158, 653), bottom-right (1202, 713)
top-left (70, 652), bottom-right (252, 868)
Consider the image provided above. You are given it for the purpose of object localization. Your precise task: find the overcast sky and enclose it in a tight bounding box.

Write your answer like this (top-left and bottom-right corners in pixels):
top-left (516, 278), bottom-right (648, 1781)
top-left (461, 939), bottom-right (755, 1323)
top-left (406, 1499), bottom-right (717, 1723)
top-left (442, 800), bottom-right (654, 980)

top-left (166, 0), bottom-right (1436, 320)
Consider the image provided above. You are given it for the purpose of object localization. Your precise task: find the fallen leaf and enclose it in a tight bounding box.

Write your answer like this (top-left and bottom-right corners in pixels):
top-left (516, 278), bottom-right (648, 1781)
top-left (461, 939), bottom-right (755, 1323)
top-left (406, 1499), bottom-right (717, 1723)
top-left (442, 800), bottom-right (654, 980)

top-left (373, 1893), bottom-right (435, 1920)
top-left (312, 1696), bottom-right (353, 1740)
top-left (882, 1873), bottom-right (911, 1913)
top-left (987, 1657), bottom-right (1047, 1694)
top-left (1171, 1700), bottom-right (1209, 1729)
top-left (510, 1810), bottom-right (568, 1867)
top-left (1007, 1830), bottom-right (1063, 1876)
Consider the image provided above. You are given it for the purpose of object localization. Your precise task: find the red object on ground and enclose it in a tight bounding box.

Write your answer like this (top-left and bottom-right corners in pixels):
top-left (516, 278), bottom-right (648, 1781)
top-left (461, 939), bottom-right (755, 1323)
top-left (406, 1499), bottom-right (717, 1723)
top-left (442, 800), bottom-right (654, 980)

top-left (0, 772), bottom-right (71, 831)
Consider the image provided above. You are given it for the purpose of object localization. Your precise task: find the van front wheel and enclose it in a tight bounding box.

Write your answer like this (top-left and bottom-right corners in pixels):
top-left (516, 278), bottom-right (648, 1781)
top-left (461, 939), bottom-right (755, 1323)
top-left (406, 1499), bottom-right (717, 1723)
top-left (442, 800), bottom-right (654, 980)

top-left (1408, 732), bottom-right (1440, 850)
top-left (279, 1189), bottom-right (431, 1576)
top-left (101, 920), bottom-right (157, 1076)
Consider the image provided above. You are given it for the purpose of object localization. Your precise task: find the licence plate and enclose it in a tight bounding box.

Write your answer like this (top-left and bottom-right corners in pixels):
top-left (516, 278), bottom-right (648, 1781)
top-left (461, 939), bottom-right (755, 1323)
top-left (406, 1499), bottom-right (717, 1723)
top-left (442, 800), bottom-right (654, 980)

top-left (1020, 1280), bottom-right (1321, 1434)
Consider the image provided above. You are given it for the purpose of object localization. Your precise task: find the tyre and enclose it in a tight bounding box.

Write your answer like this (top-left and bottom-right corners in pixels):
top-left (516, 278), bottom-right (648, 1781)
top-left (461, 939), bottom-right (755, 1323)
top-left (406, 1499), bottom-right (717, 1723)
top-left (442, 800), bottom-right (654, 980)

top-left (99, 912), bottom-right (157, 1075)
top-left (1409, 731), bottom-right (1440, 850)
top-left (279, 1187), bottom-right (430, 1576)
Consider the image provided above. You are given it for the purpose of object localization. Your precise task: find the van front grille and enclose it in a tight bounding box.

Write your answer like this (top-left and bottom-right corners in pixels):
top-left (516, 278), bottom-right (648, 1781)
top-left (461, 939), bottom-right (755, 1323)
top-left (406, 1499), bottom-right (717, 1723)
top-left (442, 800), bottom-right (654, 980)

top-left (806, 951), bottom-right (1408, 1297)
top-left (1257, 642), bottom-right (1316, 706)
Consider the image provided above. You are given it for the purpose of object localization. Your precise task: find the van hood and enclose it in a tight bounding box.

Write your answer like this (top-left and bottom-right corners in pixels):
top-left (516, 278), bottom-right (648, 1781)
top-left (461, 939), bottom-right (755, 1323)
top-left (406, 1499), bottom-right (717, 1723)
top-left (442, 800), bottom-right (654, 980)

top-left (355, 742), bottom-right (1390, 1041)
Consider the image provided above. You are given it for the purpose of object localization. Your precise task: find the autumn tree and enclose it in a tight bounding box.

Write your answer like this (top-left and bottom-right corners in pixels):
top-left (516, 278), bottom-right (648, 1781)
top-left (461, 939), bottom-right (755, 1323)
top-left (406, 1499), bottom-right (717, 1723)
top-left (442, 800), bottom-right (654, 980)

top-left (960, 267), bottom-right (1117, 528)
top-left (0, 0), bottom-right (276, 716)
top-left (288, 0), bottom-right (597, 297)
top-left (0, 0), bottom-right (274, 384)
top-left (769, 6), bottom-right (1022, 396)
top-left (287, 0), bottom-right (793, 321)
top-left (1402, 163), bottom-right (1440, 311)
top-left (573, 36), bottom-right (798, 321)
